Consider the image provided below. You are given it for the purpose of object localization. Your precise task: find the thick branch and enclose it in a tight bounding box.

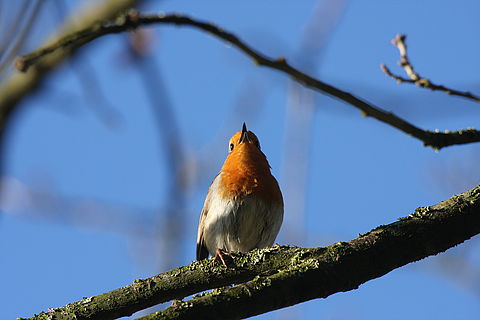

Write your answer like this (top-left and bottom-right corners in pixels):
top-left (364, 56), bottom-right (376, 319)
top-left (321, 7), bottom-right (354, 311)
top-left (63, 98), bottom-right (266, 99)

top-left (16, 12), bottom-right (480, 150)
top-left (24, 185), bottom-right (480, 320)
top-left (381, 34), bottom-right (480, 103)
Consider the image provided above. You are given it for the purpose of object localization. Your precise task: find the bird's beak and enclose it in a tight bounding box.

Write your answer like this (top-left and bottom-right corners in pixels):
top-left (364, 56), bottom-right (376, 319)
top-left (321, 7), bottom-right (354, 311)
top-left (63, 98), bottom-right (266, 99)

top-left (239, 122), bottom-right (250, 144)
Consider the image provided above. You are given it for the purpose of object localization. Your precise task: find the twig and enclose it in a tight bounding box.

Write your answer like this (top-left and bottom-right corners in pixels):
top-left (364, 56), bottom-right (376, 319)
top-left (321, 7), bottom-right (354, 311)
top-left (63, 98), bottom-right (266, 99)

top-left (23, 185), bottom-right (480, 320)
top-left (381, 34), bottom-right (480, 103)
top-left (15, 12), bottom-right (480, 150)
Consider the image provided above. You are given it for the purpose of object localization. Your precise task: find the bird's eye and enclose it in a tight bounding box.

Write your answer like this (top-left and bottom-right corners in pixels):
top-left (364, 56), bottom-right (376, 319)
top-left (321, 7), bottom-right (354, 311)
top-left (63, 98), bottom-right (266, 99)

top-left (229, 143), bottom-right (234, 152)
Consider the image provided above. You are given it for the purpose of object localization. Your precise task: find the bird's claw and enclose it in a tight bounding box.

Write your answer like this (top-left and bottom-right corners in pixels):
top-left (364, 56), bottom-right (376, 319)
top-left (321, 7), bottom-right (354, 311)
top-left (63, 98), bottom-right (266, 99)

top-left (214, 248), bottom-right (232, 267)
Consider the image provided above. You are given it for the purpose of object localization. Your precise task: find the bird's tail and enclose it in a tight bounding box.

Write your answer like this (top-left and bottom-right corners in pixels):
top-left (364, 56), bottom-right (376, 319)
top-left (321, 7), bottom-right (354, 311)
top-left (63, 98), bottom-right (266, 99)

top-left (196, 240), bottom-right (209, 260)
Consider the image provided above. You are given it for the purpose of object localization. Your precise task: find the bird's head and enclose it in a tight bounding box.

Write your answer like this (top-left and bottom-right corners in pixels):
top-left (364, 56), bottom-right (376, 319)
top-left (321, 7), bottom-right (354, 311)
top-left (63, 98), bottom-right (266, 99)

top-left (228, 122), bottom-right (261, 154)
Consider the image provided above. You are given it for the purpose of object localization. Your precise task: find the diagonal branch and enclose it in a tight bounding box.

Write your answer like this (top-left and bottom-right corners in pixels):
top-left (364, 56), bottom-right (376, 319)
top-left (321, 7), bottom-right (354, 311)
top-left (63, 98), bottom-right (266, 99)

top-left (15, 12), bottom-right (480, 150)
top-left (24, 185), bottom-right (480, 320)
top-left (381, 34), bottom-right (480, 103)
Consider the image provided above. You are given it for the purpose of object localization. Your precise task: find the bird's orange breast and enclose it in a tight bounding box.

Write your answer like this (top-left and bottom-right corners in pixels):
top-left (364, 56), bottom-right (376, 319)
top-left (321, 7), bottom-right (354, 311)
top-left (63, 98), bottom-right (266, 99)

top-left (219, 143), bottom-right (283, 205)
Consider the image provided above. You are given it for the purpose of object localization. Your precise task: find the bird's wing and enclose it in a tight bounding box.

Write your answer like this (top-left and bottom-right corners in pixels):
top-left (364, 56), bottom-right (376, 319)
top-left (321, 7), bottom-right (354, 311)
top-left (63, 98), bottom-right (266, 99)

top-left (196, 173), bottom-right (220, 260)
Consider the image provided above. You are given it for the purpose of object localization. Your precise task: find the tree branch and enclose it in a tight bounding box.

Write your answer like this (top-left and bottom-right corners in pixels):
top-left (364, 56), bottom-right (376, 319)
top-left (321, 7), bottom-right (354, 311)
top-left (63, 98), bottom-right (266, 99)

top-left (381, 34), bottom-right (480, 103)
top-left (24, 185), bottom-right (480, 320)
top-left (0, 0), bottom-right (140, 145)
top-left (15, 12), bottom-right (480, 150)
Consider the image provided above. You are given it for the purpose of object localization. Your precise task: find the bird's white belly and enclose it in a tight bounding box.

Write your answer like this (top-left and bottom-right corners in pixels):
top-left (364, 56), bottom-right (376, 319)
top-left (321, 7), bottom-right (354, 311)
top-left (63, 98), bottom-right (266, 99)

top-left (203, 191), bottom-right (283, 255)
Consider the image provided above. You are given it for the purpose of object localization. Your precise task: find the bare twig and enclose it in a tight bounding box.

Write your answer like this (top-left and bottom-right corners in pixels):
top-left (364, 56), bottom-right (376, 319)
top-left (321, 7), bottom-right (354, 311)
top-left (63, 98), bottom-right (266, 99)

top-left (381, 34), bottom-right (480, 103)
top-left (16, 12), bottom-right (480, 150)
top-left (23, 185), bottom-right (480, 320)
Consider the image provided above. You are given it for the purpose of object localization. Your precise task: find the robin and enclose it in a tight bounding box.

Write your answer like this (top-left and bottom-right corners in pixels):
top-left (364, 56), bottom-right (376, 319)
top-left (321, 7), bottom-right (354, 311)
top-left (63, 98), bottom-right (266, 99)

top-left (196, 123), bottom-right (284, 265)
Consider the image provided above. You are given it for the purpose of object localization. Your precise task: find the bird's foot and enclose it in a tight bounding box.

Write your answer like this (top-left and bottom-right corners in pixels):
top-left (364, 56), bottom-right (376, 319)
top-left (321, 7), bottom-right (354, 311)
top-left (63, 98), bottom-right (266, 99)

top-left (214, 248), bottom-right (232, 267)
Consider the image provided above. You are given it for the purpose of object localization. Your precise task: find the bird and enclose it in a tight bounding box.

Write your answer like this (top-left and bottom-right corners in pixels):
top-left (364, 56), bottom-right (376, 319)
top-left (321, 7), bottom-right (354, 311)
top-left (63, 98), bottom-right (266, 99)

top-left (196, 123), bottom-right (283, 265)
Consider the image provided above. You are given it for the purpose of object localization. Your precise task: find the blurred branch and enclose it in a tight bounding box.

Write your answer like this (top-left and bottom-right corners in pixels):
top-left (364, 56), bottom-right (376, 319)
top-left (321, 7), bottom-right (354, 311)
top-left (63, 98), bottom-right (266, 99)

top-left (127, 30), bottom-right (188, 270)
top-left (0, 0), bottom-right (139, 153)
top-left (52, 0), bottom-right (122, 129)
top-left (381, 34), bottom-right (480, 103)
top-left (0, 176), bottom-right (159, 237)
top-left (23, 185), bottom-right (480, 320)
top-left (427, 246), bottom-right (480, 297)
top-left (16, 12), bottom-right (480, 150)
top-left (0, 0), bottom-right (44, 74)
top-left (281, 0), bottom-right (346, 251)
top-left (0, 1), bottom-right (30, 68)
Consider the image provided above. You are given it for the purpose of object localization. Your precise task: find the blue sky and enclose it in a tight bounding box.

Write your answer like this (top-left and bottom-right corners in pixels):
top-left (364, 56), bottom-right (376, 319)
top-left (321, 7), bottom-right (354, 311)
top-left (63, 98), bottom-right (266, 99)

top-left (1, 0), bottom-right (479, 319)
